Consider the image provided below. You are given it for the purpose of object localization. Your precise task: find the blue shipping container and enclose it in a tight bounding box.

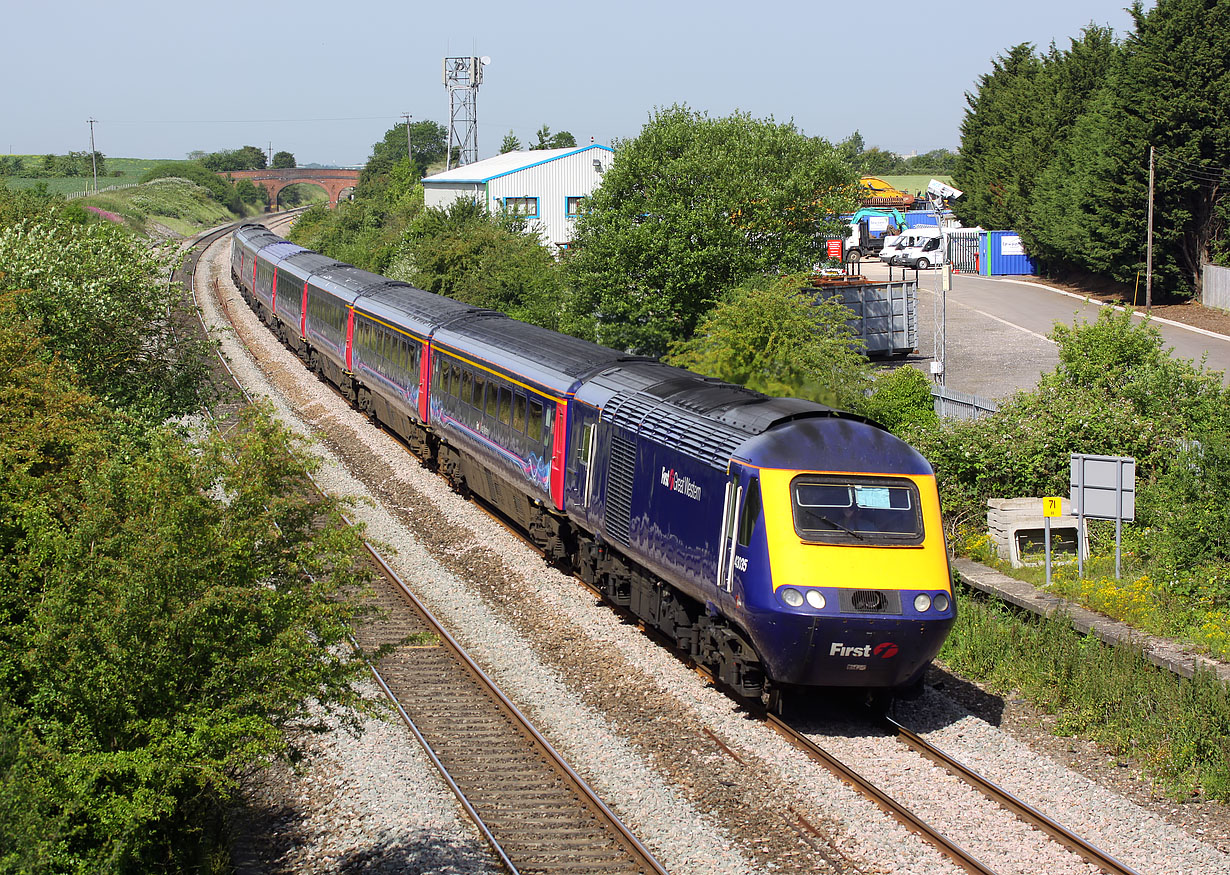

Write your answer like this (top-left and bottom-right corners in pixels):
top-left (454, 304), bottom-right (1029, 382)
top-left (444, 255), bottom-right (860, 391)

top-left (903, 210), bottom-right (939, 229)
top-left (980, 230), bottom-right (1037, 276)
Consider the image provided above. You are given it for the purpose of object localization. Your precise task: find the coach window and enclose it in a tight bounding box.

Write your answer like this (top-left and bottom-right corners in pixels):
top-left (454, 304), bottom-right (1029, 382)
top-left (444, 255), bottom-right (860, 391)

top-left (497, 387), bottom-right (512, 425)
top-left (512, 393), bottom-right (527, 433)
top-left (528, 399), bottom-right (544, 442)
top-left (473, 374), bottom-right (486, 409)
top-left (460, 370), bottom-right (472, 406)
top-left (737, 476), bottom-right (762, 548)
top-left (485, 379), bottom-right (499, 418)
top-left (541, 404), bottom-right (553, 446)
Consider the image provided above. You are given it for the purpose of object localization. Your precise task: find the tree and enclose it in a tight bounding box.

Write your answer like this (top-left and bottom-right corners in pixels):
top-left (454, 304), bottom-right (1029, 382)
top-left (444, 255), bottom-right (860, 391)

top-left (836, 130), bottom-right (865, 165)
top-left (500, 130), bottom-right (522, 153)
top-left (664, 273), bottom-right (870, 409)
top-left (533, 125), bottom-right (577, 150)
top-left (362, 120), bottom-right (448, 184)
top-left (271, 150), bottom-right (296, 169)
top-left (1096, 0), bottom-right (1230, 294)
top-left (393, 198), bottom-right (565, 328)
top-left (200, 145), bottom-right (267, 172)
top-left (141, 161), bottom-right (242, 212)
top-left (0, 213), bottom-right (215, 423)
top-left (563, 105), bottom-right (859, 355)
top-left (236, 178), bottom-right (270, 207)
top-left (957, 3), bottom-right (1229, 296)
top-left (953, 42), bottom-right (1048, 231)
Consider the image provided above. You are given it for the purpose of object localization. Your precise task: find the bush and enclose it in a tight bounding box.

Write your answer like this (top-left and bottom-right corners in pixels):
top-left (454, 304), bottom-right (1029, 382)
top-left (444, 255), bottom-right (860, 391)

top-left (914, 308), bottom-right (1230, 535)
top-left (665, 273), bottom-right (871, 409)
top-left (860, 365), bottom-right (938, 433)
top-left (141, 161), bottom-right (241, 213)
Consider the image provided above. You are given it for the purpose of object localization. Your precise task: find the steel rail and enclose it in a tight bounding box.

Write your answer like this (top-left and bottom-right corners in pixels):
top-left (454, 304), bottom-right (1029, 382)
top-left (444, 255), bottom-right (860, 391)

top-left (186, 223), bottom-right (669, 875)
top-left (883, 715), bottom-right (1144, 875)
top-left (763, 714), bottom-right (999, 875)
top-left (357, 537), bottom-right (670, 875)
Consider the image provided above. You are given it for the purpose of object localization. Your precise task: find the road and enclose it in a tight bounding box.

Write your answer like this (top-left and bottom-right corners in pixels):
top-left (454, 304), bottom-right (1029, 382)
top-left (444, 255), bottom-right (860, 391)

top-left (858, 262), bottom-right (1230, 400)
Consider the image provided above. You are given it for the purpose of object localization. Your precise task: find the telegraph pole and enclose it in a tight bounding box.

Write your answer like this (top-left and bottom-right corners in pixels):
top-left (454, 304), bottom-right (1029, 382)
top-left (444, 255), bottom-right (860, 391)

top-left (87, 117), bottom-right (98, 193)
top-left (402, 113), bottom-right (413, 169)
top-left (1146, 144), bottom-right (1155, 312)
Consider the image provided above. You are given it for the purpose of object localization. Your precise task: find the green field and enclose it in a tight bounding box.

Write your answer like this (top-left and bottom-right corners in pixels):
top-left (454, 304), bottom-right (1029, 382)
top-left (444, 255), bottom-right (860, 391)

top-left (876, 174), bottom-right (956, 198)
top-left (2, 157), bottom-right (188, 195)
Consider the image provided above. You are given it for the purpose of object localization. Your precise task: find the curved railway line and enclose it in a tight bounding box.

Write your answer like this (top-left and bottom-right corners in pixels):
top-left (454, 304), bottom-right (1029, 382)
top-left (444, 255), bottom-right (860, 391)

top-left (178, 218), bottom-right (1216, 875)
top-left (182, 218), bottom-right (667, 875)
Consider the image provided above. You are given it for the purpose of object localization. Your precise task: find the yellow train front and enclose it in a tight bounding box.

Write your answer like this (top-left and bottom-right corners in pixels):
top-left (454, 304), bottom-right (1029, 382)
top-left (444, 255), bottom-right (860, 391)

top-left (719, 416), bottom-right (954, 694)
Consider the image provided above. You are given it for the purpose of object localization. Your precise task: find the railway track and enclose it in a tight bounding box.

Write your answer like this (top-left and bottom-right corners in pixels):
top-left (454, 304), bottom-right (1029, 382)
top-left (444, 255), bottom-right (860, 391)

top-left (186, 218), bottom-right (1194, 875)
top-left (183, 219), bottom-right (668, 875)
top-left (761, 711), bottom-right (1143, 875)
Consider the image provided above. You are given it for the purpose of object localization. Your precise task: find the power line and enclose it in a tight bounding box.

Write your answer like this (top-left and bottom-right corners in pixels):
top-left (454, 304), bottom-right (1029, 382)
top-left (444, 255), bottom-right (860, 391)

top-left (102, 116), bottom-right (399, 125)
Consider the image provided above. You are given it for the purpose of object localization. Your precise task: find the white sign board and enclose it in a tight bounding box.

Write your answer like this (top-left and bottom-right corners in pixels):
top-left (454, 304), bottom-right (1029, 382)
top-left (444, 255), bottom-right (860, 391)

top-left (869, 216), bottom-right (889, 234)
top-left (1070, 454), bottom-right (1135, 521)
top-left (1001, 234), bottom-right (1025, 256)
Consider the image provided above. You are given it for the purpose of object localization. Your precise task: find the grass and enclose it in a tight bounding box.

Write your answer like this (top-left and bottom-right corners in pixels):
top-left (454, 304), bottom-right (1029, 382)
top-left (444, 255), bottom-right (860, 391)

top-left (3, 156), bottom-right (187, 196)
top-left (78, 177), bottom-right (239, 236)
top-left (940, 593), bottom-right (1230, 800)
top-left (955, 528), bottom-right (1230, 662)
top-left (873, 174), bottom-right (955, 200)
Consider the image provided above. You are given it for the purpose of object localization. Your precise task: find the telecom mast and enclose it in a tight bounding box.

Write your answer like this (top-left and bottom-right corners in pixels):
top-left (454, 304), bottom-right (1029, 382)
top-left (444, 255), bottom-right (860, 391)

top-left (443, 56), bottom-right (488, 168)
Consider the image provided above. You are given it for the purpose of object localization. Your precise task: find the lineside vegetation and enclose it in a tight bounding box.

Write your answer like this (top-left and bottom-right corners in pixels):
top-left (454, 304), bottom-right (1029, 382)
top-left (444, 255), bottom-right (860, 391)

top-left (0, 187), bottom-right (380, 872)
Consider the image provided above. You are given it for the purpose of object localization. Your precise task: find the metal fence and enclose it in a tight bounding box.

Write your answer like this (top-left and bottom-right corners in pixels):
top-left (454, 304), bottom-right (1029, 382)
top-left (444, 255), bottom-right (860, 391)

top-left (932, 384), bottom-right (999, 420)
top-left (65, 182), bottom-right (139, 200)
top-left (1205, 263), bottom-right (1230, 312)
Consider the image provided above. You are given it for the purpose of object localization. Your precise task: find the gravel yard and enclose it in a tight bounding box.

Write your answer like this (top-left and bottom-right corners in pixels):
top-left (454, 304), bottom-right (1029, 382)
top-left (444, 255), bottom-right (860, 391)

top-left (202, 232), bottom-right (1228, 875)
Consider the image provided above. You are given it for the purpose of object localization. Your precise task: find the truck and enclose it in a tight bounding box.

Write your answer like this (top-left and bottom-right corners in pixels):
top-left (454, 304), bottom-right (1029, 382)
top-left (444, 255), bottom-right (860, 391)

top-left (842, 208), bottom-right (905, 264)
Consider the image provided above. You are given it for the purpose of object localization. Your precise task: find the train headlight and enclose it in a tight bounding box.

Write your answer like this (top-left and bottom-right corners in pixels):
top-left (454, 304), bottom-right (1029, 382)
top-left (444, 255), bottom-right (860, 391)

top-left (934, 593), bottom-right (950, 612)
top-left (780, 587), bottom-right (805, 608)
top-left (805, 590), bottom-right (826, 610)
top-left (913, 593), bottom-right (932, 612)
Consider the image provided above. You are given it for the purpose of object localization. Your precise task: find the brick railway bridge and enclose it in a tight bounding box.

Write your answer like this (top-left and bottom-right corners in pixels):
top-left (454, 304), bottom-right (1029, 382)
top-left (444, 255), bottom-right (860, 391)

top-left (220, 168), bottom-right (359, 207)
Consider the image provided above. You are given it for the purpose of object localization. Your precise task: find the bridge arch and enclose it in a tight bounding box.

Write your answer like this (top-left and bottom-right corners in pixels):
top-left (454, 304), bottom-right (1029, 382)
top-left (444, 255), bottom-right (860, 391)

top-left (221, 168), bottom-right (360, 208)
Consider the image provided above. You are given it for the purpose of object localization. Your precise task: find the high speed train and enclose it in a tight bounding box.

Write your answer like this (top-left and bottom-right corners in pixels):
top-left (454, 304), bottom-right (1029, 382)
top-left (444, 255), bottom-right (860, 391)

top-left (232, 223), bottom-right (955, 704)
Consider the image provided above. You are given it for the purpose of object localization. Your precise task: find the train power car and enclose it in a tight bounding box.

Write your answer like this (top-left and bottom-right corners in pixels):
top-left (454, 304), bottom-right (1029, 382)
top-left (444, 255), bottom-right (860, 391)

top-left (231, 224), bottom-right (956, 705)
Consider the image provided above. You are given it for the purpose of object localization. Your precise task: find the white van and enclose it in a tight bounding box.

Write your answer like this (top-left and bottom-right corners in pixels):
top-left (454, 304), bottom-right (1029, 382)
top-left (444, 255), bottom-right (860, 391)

top-left (899, 232), bottom-right (946, 270)
top-left (880, 228), bottom-right (940, 265)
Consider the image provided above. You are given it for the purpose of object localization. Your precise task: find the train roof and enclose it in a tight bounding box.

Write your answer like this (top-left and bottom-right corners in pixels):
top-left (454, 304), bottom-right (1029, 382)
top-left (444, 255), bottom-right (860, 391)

top-left (733, 416), bottom-right (933, 476)
top-left (576, 360), bottom-right (872, 470)
top-left (304, 263), bottom-right (394, 304)
top-left (433, 313), bottom-right (641, 395)
top-left (263, 240), bottom-right (308, 266)
top-left (234, 224), bottom-right (283, 253)
top-left (354, 283), bottom-right (487, 338)
top-left (276, 251), bottom-right (341, 283)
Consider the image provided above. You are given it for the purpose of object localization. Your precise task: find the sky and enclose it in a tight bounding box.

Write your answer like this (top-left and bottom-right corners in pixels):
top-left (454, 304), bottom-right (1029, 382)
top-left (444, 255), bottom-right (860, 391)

top-left (2, 0), bottom-right (1151, 168)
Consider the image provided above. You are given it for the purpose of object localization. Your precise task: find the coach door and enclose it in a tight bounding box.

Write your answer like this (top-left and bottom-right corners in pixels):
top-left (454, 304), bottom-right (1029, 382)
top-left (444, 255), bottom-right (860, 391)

top-left (566, 405), bottom-right (600, 524)
top-left (716, 463), bottom-right (760, 607)
top-left (716, 466), bottom-right (744, 600)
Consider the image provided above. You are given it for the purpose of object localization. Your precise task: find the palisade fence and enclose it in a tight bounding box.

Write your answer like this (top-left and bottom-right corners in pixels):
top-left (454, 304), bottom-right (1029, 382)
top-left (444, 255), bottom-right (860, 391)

top-left (1204, 263), bottom-right (1230, 312)
top-left (931, 384), bottom-right (998, 420)
top-left (65, 182), bottom-right (139, 200)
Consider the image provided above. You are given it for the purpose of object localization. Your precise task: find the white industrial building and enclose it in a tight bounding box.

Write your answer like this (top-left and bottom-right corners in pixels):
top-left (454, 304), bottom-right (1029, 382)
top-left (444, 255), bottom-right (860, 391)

top-left (421, 144), bottom-right (614, 250)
